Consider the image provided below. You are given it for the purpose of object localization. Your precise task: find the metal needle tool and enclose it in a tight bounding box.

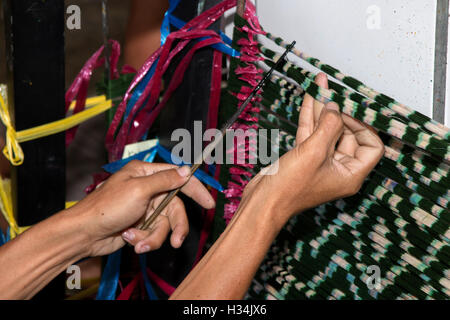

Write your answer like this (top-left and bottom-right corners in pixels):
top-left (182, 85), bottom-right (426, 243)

top-left (140, 41), bottom-right (296, 231)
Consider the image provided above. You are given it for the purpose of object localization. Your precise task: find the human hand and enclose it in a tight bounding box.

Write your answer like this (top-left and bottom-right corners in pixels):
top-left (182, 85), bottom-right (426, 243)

top-left (69, 161), bottom-right (215, 256)
top-left (242, 73), bottom-right (384, 228)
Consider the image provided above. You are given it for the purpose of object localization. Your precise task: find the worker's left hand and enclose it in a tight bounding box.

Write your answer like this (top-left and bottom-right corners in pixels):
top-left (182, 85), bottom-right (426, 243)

top-left (240, 73), bottom-right (384, 229)
top-left (69, 161), bottom-right (215, 256)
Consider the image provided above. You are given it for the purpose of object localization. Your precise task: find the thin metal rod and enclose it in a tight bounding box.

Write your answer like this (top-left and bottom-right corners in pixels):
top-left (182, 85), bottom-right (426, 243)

top-left (141, 41), bottom-right (296, 231)
top-left (433, 0), bottom-right (448, 124)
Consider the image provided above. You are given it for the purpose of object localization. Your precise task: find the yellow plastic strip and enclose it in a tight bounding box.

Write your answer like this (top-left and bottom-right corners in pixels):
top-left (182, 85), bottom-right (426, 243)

top-left (0, 92), bottom-right (23, 166)
top-left (65, 282), bottom-right (100, 300)
top-left (0, 178), bottom-right (18, 236)
top-left (17, 99), bottom-right (112, 143)
top-left (0, 94), bottom-right (106, 238)
top-left (0, 178), bottom-right (29, 239)
top-left (68, 95), bottom-right (107, 112)
top-left (65, 201), bottom-right (78, 209)
top-left (0, 177), bottom-right (80, 239)
top-left (0, 94), bottom-right (112, 166)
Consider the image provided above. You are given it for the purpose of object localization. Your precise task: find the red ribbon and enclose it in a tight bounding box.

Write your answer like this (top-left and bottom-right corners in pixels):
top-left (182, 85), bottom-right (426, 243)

top-left (65, 40), bottom-right (120, 146)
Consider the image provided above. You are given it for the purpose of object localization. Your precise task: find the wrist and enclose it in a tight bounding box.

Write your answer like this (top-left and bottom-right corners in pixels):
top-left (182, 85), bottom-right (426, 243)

top-left (0, 209), bottom-right (92, 299)
top-left (55, 207), bottom-right (94, 259)
top-left (236, 186), bottom-right (289, 235)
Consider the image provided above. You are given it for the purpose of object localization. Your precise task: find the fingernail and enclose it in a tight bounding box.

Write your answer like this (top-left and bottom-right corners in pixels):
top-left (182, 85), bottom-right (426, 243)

top-left (326, 102), bottom-right (339, 112)
top-left (122, 231), bottom-right (135, 242)
top-left (137, 244), bottom-right (150, 254)
top-left (177, 166), bottom-right (191, 177)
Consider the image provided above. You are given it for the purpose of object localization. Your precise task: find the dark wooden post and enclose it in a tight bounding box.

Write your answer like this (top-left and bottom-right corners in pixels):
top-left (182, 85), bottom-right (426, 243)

top-left (3, 0), bottom-right (66, 299)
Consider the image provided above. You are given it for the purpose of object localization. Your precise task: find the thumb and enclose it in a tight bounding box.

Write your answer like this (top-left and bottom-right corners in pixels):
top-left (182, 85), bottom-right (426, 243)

top-left (136, 166), bottom-right (191, 196)
top-left (312, 102), bottom-right (344, 154)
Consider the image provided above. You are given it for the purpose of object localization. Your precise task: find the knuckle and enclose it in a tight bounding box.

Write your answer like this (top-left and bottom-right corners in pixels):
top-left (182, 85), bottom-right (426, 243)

top-left (184, 225), bottom-right (190, 236)
top-left (324, 111), bottom-right (344, 132)
top-left (128, 180), bottom-right (146, 198)
top-left (164, 170), bottom-right (181, 188)
top-left (132, 233), bottom-right (147, 245)
top-left (344, 182), bottom-right (362, 197)
top-left (125, 160), bottom-right (141, 169)
top-left (322, 106), bottom-right (339, 120)
top-left (176, 223), bottom-right (189, 238)
top-left (301, 140), bottom-right (326, 162)
top-left (149, 171), bottom-right (177, 193)
top-left (377, 140), bottom-right (386, 158)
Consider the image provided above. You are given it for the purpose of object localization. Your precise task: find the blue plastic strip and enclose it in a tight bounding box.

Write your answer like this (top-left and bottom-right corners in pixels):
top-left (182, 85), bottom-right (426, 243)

top-left (102, 143), bottom-right (223, 192)
top-left (220, 31), bottom-right (233, 45)
top-left (0, 229), bottom-right (6, 246)
top-left (143, 147), bottom-right (158, 163)
top-left (155, 144), bottom-right (224, 192)
top-left (168, 14), bottom-right (185, 30)
top-left (161, 0), bottom-right (240, 57)
top-left (207, 164), bottom-right (217, 177)
top-left (139, 254), bottom-right (158, 300)
top-left (96, 249), bottom-right (122, 300)
top-left (124, 61), bottom-right (157, 121)
top-left (161, 0), bottom-right (182, 45)
top-left (98, 146), bottom-right (159, 300)
top-left (102, 147), bottom-right (157, 174)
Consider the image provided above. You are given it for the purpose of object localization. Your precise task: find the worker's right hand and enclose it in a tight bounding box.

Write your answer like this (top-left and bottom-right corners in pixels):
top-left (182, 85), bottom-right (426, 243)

top-left (68, 161), bottom-right (215, 257)
top-left (240, 73), bottom-right (385, 230)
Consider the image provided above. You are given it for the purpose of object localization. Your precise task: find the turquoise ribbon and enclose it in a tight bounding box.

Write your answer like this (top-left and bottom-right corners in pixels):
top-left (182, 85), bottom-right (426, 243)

top-left (96, 249), bottom-right (122, 300)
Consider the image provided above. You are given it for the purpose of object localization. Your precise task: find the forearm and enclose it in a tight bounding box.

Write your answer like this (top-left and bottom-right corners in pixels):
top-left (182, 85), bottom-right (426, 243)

top-left (0, 209), bottom-right (90, 299)
top-left (171, 194), bottom-right (285, 300)
top-left (125, 0), bottom-right (168, 69)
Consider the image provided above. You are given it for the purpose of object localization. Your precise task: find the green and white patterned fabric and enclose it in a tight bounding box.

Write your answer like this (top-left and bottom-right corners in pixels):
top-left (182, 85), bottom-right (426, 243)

top-left (210, 14), bottom-right (450, 300)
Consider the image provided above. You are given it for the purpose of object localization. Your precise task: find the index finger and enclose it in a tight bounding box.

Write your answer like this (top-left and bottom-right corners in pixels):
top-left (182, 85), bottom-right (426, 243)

top-left (133, 163), bottom-right (216, 210)
top-left (180, 174), bottom-right (216, 210)
top-left (121, 161), bottom-right (178, 178)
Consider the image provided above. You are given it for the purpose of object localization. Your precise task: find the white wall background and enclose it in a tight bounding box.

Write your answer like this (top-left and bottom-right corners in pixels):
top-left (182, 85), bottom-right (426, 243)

top-left (252, 0), bottom-right (439, 122)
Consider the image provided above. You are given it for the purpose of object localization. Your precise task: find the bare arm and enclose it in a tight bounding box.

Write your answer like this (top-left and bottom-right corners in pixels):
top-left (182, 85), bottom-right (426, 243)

top-left (124, 0), bottom-right (168, 70)
top-left (0, 210), bottom-right (87, 299)
top-left (0, 163), bottom-right (214, 299)
top-left (0, 73), bottom-right (383, 300)
top-left (171, 74), bottom-right (384, 299)
top-left (170, 188), bottom-right (281, 299)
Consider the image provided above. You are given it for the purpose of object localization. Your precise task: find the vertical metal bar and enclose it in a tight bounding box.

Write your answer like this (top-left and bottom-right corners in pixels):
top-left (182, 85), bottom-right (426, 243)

top-left (433, 0), bottom-right (449, 124)
top-left (102, 0), bottom-right (111, 82)
top-left (237, 0), bottom-right (246, 17)
top-left (3, 0), bottom-right (66, 298)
